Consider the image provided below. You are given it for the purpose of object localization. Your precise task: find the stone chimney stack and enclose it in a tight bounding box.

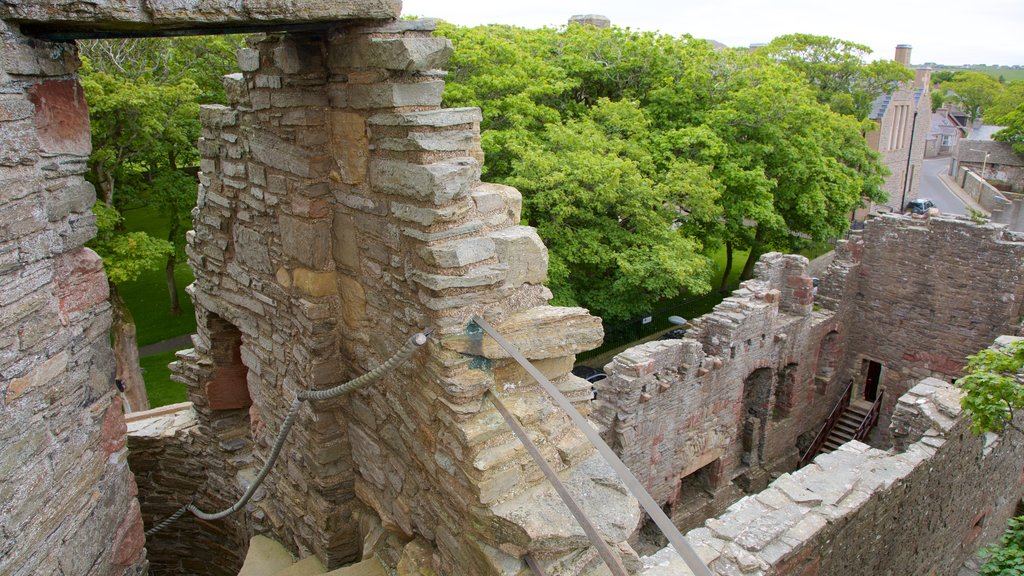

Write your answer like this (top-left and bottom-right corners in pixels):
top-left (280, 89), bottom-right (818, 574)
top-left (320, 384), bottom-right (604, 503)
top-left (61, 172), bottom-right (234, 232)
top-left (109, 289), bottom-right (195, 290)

top-left (569, 14), bottom-right (611, 28)
top-left (895, 44), bottom-right (912, 66)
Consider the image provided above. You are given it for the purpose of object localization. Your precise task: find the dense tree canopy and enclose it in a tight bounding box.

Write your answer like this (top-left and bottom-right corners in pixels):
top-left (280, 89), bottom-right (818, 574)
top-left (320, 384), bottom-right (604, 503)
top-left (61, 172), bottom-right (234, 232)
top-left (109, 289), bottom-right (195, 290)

top-left (761, 34), bottom-right (914, 120)
top-left (942, 71), bottom-right (1003, 123)
top-left (439, 23), bottom-right (888, 319)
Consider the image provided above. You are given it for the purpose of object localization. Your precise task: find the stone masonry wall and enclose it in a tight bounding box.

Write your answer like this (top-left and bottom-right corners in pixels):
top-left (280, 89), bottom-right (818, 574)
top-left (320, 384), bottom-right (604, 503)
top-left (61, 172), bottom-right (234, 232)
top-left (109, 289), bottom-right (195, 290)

top-left (0, 20), bottom-right (146, 576)
top-left (638, 375), bottom-right (1024, 576)
top-left (155, 19), bottom-right (642, 576)
top-left (593, 254), bottom-right (850, 529)
top-left (846, 214), bottom-right (1024, 442)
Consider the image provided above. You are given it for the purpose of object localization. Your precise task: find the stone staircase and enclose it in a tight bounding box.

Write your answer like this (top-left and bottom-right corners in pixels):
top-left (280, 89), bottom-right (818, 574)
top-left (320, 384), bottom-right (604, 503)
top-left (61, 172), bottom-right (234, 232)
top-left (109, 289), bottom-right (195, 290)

top-left (238, 536), bottom-right (385, 576)
top-left (819, 400), bottom-right (874, 454)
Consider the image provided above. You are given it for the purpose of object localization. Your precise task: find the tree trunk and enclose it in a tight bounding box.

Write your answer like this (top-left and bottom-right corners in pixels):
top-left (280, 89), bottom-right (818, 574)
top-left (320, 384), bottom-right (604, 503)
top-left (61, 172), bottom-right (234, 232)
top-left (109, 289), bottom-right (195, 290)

top-left (111, 283), bottom-right (150, 412)
top-left (719, 240), bottom-right (734, 293)
top-left (739, 226), bottom-right (765, 281)
top-left (165, 253), bottom-right (181, 316)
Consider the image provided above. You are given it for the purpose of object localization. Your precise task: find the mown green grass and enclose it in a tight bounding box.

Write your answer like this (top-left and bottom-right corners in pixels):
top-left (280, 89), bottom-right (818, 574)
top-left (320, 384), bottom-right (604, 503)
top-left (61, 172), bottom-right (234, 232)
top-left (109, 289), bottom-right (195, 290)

top-left (120, 205), bottom-right (197, 407)
top-left (139, 350), bottom-right (188, 407)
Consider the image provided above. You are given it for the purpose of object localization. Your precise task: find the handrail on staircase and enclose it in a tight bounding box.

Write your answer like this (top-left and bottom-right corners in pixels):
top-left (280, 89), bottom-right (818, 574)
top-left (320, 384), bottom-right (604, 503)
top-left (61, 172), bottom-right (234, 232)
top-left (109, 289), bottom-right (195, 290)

top-left (798, 379), bottom-right (853, 468)
top-left (470, 315), bottom-right (714, 576)
top-left (854, 389), bottom-right (884, 442)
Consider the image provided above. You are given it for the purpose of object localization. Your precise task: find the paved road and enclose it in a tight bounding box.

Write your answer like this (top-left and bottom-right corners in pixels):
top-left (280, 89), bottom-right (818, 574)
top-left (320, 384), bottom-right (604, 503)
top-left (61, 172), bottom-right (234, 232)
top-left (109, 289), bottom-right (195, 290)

top-left (919, 157), bottom-right (968, 216)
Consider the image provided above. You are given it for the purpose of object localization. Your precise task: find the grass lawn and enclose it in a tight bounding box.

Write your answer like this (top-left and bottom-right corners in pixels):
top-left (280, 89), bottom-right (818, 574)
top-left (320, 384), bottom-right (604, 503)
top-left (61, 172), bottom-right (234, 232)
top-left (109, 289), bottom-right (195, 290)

top-left (140, 350), bottom-right (188, 407)
top-left (119, 205), bottom-right (198, 347)
top-left (121, 205), bottom-right (198, 407)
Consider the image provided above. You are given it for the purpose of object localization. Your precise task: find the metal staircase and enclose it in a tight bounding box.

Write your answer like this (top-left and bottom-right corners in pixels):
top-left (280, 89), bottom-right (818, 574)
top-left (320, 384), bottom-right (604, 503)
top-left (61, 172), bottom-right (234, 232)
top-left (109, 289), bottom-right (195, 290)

top-left (798, 381), bottom-right (884, 468)
top-left (820, 400), bottom-right (876, 454)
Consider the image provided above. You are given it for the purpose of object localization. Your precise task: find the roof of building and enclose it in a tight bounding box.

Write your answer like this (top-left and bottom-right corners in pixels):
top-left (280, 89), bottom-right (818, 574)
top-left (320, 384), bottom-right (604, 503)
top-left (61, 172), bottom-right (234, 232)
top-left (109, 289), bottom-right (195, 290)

top-left (967, 125), bottom-right (1008, 141)
top-left (868, 87), bottom-right (925, 121)
top-left (954, 139), bottom-right (1024, 166)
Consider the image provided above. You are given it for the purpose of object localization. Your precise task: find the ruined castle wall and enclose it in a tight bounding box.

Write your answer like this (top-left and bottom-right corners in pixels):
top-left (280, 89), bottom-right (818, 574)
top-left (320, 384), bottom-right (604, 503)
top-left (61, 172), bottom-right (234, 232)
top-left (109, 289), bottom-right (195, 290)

top-left (0, 21), bottom-right (145, 576)
top-left (845, 215), bottom-right (1024, 440)
top-left (156, 20), bottom-right (643, 575)
top-left (594, 254), bottom-right (852, 527)
top-left (639, 376), bottom-right (1024, 576)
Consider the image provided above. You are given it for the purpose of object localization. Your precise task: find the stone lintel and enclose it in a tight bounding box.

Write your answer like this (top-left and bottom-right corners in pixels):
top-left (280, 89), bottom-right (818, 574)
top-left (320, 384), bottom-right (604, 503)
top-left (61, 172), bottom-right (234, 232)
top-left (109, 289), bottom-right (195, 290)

top-left (5, 0), bottom-right (402, 37)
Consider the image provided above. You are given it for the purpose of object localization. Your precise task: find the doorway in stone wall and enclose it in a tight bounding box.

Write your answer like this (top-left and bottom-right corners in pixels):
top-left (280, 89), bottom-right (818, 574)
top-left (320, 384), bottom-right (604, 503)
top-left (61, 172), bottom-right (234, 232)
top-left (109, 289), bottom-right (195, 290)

top-left (863, 359), bottom-right (882, 402)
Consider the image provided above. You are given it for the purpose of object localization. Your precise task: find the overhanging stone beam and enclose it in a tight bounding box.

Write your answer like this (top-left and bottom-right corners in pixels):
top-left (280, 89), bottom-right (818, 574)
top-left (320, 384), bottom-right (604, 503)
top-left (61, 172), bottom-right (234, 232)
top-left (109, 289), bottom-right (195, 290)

top-left (1, 0), bottom-right (401, 38)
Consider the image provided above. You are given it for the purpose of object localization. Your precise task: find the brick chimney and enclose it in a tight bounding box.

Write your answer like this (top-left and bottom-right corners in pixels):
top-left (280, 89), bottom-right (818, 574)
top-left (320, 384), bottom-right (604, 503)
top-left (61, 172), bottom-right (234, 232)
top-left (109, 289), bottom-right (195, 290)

top-left (895, 44), bottom-right (912, 66)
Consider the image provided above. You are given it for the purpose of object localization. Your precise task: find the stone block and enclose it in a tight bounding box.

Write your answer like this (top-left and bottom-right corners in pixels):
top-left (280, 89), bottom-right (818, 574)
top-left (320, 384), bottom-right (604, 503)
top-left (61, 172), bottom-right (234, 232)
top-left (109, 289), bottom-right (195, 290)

top-left (337, 274), bottom-right (367, 329)
top-left (233, 225), bottom-right (273, 273)
top-left (293, 267), bottom-right (337, 298)
top-left (280, 214), bottom-right (332, 270)
top-left (250, 130), bottom-right (329, 178)
top-left (27, 79), bottom-right (91, 156)
top-left (443, 306), bottom-right (603, 360)
top-left (329, 111), bottom-right (368, 185)
top-left (472, 182), bottom-right (522, 221)
top-left (489, 226), bottom-right (548, 286)
top-left (334, 80), bottom-right (445, 110)
top-left (371, 157), bottom-right (479, 205)
top-left (45, 179), bottom-right (95, 222)
top-left (332, 212), bottom-right (360, 271)
top-left (390, 198), bottom-right (471, 226)
top-left (53, 247), bottom-right (108, 319)
top-left (410, 265), bottom-right (506, 291)
top-left (5, 350), bottom-right (67, 403)
top-left (419, 237), bottom-right (495, 268)
top-left (222, 72), bottom-right (248, 105)
top-left (368, 108), bottom-right (482, 128)
top-left (331, 36), bottom-right (452, 72)
top-left (374, 129), bottom-right (479, 153)
top-left (200, 104), bottom-right (238, 129)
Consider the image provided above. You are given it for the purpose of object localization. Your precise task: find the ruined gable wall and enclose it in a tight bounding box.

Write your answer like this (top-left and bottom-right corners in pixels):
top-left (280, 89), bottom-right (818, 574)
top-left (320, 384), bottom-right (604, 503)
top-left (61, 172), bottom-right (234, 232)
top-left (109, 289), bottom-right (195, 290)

top-left (845, 215), bottom-right (1024, 442)
top-left (594, 254), bottom-right (852, 526)
top-left (153, 19), bottom-right (643, 576)
top-left (0, 21), bottom-right (146, 576)
top-left (640, 376), bottom-right (1024, 576)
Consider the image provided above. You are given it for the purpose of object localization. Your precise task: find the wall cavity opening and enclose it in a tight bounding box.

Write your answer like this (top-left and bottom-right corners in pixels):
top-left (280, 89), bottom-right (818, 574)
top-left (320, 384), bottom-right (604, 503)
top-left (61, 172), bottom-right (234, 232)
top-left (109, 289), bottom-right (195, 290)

top-left (205, 314), bottom-right (252, 411)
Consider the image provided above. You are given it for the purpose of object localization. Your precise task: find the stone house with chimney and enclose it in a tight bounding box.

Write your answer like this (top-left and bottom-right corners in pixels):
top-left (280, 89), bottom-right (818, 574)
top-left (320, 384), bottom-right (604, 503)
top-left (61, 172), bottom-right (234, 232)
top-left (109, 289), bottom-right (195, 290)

top-left (864, 44), bottom-right (932, 212)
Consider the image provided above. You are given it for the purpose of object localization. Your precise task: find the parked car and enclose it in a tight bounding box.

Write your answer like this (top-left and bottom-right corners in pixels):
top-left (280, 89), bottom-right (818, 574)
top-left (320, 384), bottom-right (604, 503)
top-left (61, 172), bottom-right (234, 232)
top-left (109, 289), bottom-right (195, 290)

top-left (904, 198), bottom-right (936, 215)
top-left (571, 366), bottom-right (607, 383)
top-left (572, 366), bottom-right (607, 400)
top-left (659, 328), bottom-right (688, 340)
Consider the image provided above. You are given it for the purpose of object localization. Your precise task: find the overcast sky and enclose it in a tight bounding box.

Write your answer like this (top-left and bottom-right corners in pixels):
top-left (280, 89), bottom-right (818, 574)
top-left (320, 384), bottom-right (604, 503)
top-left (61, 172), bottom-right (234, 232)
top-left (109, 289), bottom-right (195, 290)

top-left (402, 0), bottom-right (1022, 67)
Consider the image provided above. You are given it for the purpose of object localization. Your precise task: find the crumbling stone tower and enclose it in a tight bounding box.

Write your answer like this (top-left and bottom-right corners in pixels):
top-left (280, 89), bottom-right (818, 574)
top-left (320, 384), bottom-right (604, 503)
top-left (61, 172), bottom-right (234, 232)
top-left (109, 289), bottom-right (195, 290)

top-left (0, 2), bottom-right (642, 575)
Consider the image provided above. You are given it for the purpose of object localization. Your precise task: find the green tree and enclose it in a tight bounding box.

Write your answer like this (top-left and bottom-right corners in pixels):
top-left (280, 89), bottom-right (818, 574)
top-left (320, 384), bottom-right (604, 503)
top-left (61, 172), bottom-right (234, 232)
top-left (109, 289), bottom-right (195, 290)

top-left (979, 516), bottom-right (1024, 575)
top-left (994, 104), bottom-right (1024, 154)
top-left (506, 99), bottom-right (720, 319)
top-left (931, 90), bottom-right (945, 112)
top-left (958, 338), bottom-right (1024, 435)
top-left (986, 81), bottom-right (1024, 123)
top-left (942, 71), bottom-right (1004, 123)
top-left (762, 34), bottom-right (914, 120)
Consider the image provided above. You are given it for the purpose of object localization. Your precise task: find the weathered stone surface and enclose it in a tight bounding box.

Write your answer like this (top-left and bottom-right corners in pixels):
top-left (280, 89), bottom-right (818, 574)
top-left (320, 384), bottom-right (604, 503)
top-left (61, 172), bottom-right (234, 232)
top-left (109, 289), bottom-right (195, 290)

top-left (280, 214), bottom-right (332, 270)
top-left (336, 36), bottom-right (453, 72)
top-left (0, 0), bottom-right (402, 29)
top-left (333, 80), bottom-right (445, 110)
top-left (27, 79), bottom-right (90, 156)
top-left (489, 226), bottom-right (547, 285)
top-left (330, 111), bottom-right (368, 185)
top-left (369, 107), bottom-right (482, 128)
top-left (371, 157), bottom-right (479, 205)
top-left (443, 306), bottom-right (603, 360)
top-left (419, 237), bottom-right (495, 268)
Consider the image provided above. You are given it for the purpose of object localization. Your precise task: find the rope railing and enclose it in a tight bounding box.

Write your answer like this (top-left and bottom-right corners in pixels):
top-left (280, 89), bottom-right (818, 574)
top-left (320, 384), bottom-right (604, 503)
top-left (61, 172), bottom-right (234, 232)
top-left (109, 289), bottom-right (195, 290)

top-left (145, 329), bottom-right (431, 536)
top-left (471, 315), bottom-right (714, 576)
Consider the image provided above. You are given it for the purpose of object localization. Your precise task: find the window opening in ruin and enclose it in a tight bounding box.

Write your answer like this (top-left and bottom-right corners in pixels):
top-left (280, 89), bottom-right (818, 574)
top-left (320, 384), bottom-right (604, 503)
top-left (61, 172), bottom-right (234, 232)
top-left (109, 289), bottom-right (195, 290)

top-left (741, 368), bottom-right (773, 465)
top-left (730, 345), bottom-right (737, 359)
top-left (773, 364), bottom-right (798, 421)
top-left (205, 314), bottom-right (252, 410)
top-left (814, 331), bottom-right (840, 394)
top-left (863, 360), bottom-right (882, 402)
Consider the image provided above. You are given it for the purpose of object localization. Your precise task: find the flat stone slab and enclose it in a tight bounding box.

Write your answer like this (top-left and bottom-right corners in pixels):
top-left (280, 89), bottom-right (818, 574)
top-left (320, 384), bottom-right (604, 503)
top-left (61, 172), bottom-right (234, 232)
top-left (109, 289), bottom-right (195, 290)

top-left (2, 0), bottom-right (401, 34)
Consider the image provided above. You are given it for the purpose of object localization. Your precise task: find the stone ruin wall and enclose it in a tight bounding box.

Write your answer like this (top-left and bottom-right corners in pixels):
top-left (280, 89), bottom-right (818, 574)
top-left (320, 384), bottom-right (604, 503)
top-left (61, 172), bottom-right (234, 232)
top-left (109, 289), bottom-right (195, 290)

top-left (640, 374), bottom-right (1024, 576)
top-left (845, 215), bottom-right (1024, 441)
top-left (0, 20), bottom-right (146, 576)
top-left (138, 19), bottom-right (642, 576)
top-left (598, 214), bottom-right (1024, 574)
top-left (592, 253), bottom-right (850, 531)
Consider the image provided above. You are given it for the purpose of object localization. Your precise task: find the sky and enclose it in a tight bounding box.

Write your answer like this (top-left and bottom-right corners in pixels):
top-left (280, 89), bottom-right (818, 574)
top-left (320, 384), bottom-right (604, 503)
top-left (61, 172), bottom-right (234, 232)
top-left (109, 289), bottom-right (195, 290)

top-left (401, 0), bottom-right (1023, 67)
